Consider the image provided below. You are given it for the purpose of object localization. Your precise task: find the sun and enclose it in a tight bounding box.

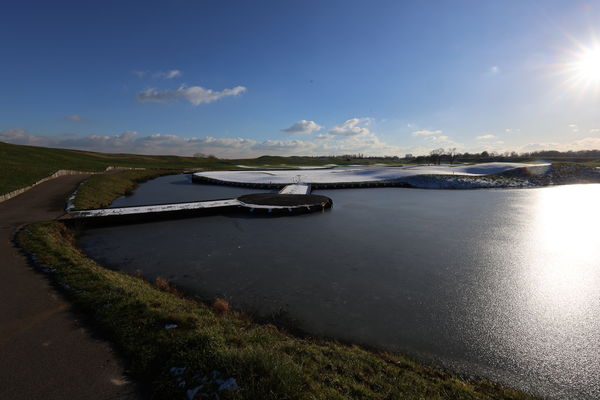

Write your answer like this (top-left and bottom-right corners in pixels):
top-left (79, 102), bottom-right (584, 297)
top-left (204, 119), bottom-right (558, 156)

top-left (559, 40), bottom-right (600, 93)
top-left (573, 46), bottom-right (600, 84)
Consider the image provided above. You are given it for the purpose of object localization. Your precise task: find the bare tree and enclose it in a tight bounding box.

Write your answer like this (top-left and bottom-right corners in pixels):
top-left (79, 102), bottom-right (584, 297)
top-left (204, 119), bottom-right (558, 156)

top-left (429, 148), bottom-right (445, 165)
top-left (446, 148), bottom-right (458, 164)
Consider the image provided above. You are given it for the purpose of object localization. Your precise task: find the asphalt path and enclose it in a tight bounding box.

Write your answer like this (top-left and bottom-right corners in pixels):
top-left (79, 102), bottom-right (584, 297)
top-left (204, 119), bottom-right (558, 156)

top-left (0, 175), bottom-right (139, 399)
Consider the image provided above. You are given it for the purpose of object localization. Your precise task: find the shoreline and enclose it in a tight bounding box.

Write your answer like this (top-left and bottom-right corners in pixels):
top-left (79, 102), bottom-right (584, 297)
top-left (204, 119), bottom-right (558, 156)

top-left (17, 219), bottom-right (538, 400)
top-left (13, 169), bottom-right (539, 399)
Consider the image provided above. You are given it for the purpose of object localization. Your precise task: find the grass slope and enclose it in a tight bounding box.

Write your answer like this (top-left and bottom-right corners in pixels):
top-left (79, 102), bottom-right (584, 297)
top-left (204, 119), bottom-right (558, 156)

top-left (0, 141), bottom-right (231, 195)
top-left (17, 221), bottom-right (535, 400)
top-left (72, 170), bottom-right (176, 210)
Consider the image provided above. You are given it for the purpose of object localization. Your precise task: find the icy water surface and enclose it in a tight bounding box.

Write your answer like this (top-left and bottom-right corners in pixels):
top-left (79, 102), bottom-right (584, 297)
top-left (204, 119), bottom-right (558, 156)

top-left (79, 174), bottom-right (600, 399)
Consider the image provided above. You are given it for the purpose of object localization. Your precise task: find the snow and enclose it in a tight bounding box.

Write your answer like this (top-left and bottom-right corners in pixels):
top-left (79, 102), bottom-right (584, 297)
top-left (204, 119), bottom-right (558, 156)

top-left (69, 199), bottom-right (241, 218)
top-left (194, 162), bottom-right (549, 185)
top-left (236, 164), bottom-right (336, 170)
top-left (295, 164), bottom-right (337, 169)
top-left (68, 194), bottom-right (321, 219)
top-left (279, 184), bottom-right (311, 194)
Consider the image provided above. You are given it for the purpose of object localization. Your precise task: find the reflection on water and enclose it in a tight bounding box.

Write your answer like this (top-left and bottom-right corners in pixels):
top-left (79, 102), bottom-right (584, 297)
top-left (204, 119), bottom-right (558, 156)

top-left (79, 175), bottom-right (600, 399)
top-left (532, 185), bottom-right (600, 309)
top-left (459, 185), bottom-right (600, 398)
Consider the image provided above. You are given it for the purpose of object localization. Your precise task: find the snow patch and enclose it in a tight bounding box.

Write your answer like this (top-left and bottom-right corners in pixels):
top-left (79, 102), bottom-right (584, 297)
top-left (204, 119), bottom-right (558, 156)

top-left (69, 199), bottom-right (241, 218)
top-left (279, 184), bottom-right (311, 194)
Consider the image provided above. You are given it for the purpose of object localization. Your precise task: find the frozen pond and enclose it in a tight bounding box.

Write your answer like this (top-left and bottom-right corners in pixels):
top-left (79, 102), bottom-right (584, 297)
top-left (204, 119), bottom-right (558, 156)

top-left (79, 174), bottom-right (600, 399)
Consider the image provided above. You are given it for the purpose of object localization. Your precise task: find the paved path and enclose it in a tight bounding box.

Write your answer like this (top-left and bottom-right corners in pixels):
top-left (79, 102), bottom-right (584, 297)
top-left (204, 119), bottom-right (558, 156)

top-left (0, 175), bottom-right (139, 400)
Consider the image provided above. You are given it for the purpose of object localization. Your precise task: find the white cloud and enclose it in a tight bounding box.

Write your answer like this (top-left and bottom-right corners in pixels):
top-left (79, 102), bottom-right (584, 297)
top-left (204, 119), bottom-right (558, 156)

top-left (419, 134), bottom-right (465, 151)
top-left (0, 129), bottom-right (140, 153)
top-left (0, 129), bottom-right (28, 141)
top-left (254, 139), bottom-right (317, 153)
top-left (425, 135), bottom-right (451, 143)
top-left (569, 124), bottom-right (579, 133)
top-left (489, 66), bottom-right (500, 74)
top-left (329, 118), bottom-right (371, 137)
top-left (590, 128), bottom-right (600, 134)
top-left (476, 134), bottom-right (496, 140)
top-left (281, 120), bottom-right (322, 134)
top-left (518, 137), bottom-right (600, 152)
top-left (315, 133), bottom-right (334, 140)
top-left (154, 70), bottom-right (182, 79)
top-left (568, 137), bottom-right (600, 149)
top-left (68, 114), bottom-right (82, 121)
top-left (412, 129), bottom-right (442, 136)
top-left (137, 85), bottom-right (247, 106)
top-left (133, 69), bottom-right (182, 79)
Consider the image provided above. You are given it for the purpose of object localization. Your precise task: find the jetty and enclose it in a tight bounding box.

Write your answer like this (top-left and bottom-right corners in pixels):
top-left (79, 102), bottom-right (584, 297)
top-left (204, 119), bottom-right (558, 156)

top-left (63, 184), bottom-right (332, 226)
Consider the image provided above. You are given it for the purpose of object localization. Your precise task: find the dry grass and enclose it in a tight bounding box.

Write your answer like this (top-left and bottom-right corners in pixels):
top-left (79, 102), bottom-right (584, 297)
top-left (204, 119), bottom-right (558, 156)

top-left (154, 276), bottom-right (183, 297)
top-left (213, 298), bottom-right (231, 314)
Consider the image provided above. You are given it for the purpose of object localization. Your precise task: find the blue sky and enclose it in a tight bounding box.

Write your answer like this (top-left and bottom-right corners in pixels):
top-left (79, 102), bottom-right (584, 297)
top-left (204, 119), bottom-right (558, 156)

top-left (2, 0), bottom-right (600, 157)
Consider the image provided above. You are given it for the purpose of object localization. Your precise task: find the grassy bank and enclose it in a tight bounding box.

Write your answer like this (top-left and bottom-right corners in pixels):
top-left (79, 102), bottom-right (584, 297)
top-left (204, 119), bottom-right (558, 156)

top-left (17, 221), bottom-right (535, 400)
top-left (72, 169), bottom-right (178, 210)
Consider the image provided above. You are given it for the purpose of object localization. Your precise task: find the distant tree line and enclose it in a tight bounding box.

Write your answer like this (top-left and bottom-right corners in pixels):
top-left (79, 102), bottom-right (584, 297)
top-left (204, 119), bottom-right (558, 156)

top-left (405, 148), bottom-right (600, 164)
top-left (192, 149), bottom-right (600, 163)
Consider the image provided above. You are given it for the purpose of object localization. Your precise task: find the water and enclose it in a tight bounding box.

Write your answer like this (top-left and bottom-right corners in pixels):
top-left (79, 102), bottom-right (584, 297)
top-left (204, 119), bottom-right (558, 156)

top-left (79, 174), bottom-right (600, 399)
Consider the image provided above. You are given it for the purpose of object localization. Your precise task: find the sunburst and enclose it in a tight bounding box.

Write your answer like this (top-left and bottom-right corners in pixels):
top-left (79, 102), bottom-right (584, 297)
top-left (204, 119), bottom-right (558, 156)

top-left (559, 38), bottom-right (600, 93)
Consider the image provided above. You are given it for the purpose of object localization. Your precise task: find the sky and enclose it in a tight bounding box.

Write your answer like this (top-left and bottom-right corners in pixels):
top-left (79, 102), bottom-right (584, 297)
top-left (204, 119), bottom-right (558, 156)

top-left (1, 0), bottom-right (600, 158)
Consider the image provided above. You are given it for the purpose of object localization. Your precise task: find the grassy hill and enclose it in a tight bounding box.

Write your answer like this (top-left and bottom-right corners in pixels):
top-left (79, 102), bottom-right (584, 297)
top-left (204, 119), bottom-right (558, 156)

top-left (0, 142), bottom-right (234, 195)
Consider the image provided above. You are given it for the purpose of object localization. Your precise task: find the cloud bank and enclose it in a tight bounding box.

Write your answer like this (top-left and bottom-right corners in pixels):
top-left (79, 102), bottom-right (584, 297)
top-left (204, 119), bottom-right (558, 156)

top-left (0, 127), bottom-right (405, 158)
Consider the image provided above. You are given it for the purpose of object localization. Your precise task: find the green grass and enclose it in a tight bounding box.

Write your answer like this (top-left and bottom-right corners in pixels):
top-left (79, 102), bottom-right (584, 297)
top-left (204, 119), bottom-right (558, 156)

top-left (0, 141), bottom-right (233, 196)
top-left (16, 221), bottom-right (536, 400)
top-left (72, 169), bottom-right (177, 210)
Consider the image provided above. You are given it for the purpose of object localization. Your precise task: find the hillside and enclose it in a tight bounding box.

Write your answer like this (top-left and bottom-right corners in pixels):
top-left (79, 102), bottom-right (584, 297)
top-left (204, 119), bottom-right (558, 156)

top-left (0, 142), bottom-right (232, 195)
